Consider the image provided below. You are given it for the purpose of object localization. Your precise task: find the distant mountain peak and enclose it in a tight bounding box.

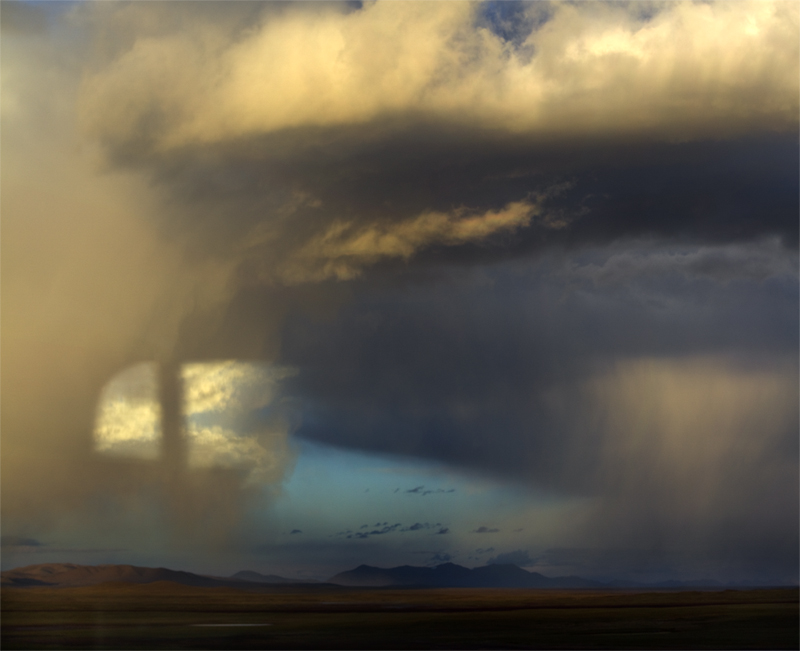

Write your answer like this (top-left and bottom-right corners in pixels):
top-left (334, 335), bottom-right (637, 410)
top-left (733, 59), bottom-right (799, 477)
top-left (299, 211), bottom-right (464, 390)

top-left (328, 562), bottom-right (603, 589)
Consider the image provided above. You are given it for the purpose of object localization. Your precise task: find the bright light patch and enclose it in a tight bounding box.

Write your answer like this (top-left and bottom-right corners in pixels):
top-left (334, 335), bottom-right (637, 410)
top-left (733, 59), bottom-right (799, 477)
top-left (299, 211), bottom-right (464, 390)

top-left (94, 361), bottom-right (297, 484)
top-left (94, 362), bottom-right (161, 459)
top-left (182, 362), bottom-right (297, 485)
top-left (182, 361), bottom-right (290, 415)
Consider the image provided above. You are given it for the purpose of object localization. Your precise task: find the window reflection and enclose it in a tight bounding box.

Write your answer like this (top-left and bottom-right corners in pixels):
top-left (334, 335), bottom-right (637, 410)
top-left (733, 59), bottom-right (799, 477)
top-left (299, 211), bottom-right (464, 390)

top-left (94, 361), bottom-right (297, 485)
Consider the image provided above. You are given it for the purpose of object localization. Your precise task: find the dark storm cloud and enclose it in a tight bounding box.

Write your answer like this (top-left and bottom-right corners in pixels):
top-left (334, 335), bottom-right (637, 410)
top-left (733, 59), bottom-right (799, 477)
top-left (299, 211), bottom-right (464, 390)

top-left (4, 0), bottom-right (798, 583)
top-left (281, 244), bottom-right (798, 581)
top-left (284, 247), bottom-right (798, 484)
top-left (84, 124), bottom-right (799, 292)
top-left (71, 2), bottom-right (797, 293)
top-left (48, 1), bottom-right (796, 396)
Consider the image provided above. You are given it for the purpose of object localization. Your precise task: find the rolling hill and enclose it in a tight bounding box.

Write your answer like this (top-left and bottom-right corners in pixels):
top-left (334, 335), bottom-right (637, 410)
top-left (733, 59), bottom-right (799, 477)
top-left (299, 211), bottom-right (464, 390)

top-left (1, 563), bottom-right (301, 589)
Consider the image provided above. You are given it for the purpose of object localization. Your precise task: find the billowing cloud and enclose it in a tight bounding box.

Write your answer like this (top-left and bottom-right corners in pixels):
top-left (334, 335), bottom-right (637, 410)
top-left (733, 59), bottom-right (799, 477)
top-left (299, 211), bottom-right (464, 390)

top-left (80, 1), bottom-right (798, 153)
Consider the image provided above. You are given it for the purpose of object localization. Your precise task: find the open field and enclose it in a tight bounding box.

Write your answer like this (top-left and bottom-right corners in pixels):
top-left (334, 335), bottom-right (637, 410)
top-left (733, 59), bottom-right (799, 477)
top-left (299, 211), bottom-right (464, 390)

top-left (2, 584), bottom-right (797, 649)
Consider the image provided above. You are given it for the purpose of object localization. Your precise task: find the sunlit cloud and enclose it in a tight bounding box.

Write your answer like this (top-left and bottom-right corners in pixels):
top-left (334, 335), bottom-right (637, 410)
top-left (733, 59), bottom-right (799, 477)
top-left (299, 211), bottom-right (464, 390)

top-left (281, 200), bottom-right (541, 283)
top-left (80, 1), bottom-right (798, 153)
top-left (182, 361), bottom-right (294, 415)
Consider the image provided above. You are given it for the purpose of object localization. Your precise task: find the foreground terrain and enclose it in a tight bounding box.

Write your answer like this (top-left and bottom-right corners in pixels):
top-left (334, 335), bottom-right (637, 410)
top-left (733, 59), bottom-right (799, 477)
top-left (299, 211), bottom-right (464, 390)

top-left (2, 583), bottom-right (797, 650)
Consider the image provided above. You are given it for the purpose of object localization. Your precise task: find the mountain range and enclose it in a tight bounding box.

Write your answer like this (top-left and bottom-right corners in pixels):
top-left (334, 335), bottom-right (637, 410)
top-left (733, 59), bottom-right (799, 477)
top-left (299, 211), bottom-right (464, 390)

top-left (328, 562), bottom-right (605, 588)
top-left (1, 562), bottom-right (730, 590)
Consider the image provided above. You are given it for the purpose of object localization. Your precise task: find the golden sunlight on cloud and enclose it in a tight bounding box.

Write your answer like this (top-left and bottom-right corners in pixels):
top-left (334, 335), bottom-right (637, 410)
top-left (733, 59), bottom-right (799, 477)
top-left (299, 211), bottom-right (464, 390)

top-left (182, 361), bottom-right (295, 415)
top-left (279, 199), bottom-right (540, 283)
top-left (80, 1), bottom-right (798, 152)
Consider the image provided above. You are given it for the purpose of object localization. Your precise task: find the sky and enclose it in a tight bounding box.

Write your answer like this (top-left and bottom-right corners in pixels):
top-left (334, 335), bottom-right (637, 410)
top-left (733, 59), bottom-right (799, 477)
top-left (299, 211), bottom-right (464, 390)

top-left (1, 0), bottom-right (798, 585)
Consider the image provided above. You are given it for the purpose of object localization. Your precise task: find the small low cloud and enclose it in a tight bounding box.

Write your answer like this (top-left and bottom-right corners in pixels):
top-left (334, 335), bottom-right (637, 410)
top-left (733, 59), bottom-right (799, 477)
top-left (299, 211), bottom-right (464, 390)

top-left (473, 526), bottom-right (500, 534)
top-left (348, 523), bottom-right (401, 539)
top-left (290, 529), bottom-right (302, 535)
top-left (430, 552), bottom-right (453, 564)
top-left (338, 521), bottom-right (444, 538)
top-left (404, 486), bottom-right (456, 496)
top-left (476, 547), bottom-right (495, 555)
top-left (435, 527), bottom-right (449, 535)
top-left (487, 550), bottom-right (537, 567)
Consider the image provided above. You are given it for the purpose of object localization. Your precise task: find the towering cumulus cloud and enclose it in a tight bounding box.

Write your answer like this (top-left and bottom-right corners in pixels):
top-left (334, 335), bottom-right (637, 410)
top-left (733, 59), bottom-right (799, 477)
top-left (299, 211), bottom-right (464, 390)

top-left (2, 1), bottom-right (797, 581)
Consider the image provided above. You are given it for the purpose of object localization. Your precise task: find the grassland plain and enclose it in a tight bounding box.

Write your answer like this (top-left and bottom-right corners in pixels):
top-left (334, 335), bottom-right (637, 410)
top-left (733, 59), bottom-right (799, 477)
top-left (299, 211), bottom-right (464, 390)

top-left (2, 583), bottom-right (797, 650)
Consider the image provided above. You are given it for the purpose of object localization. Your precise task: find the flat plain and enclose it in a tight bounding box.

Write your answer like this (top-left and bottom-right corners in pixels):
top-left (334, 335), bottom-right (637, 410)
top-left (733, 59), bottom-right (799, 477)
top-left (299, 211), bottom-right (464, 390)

top-left (2, 583), bottom-right (797, 650)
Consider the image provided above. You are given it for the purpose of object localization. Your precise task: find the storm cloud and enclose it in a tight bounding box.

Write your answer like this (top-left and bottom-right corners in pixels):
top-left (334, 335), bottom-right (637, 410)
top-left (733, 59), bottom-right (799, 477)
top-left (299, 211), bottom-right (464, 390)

top-left (2, 0), bottom-right (797, 583)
